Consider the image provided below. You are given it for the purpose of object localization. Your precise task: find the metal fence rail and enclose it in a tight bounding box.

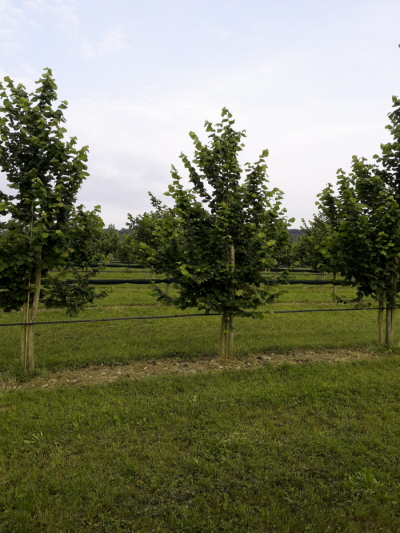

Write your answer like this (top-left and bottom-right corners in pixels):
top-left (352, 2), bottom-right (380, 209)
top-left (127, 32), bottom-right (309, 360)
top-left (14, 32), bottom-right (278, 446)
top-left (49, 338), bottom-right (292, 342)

top-left (0, 307), bottom-right (383, 328)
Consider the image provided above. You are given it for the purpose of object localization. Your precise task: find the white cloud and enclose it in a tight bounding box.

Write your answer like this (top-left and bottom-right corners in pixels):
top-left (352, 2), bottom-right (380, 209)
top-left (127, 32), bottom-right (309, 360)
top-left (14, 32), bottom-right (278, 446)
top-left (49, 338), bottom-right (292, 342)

top-left (99, 27), bottom-right (128, 54)
top-left (0, 0), bottom-right (24, 51)
top-left (24, 0), bottom-right (80, 31)
top-left (6, 0), bottom-right (128, 63)
top-left (48, 0), bottom-right (80, 32)
top-left (1, 0), bottom-right (81, 59)
top-left (80, 40), bottom-right (96, 60)
top-left (79, 26), bottom-right (128, 60)
top-left (214, 27), bottom-right (232, 40)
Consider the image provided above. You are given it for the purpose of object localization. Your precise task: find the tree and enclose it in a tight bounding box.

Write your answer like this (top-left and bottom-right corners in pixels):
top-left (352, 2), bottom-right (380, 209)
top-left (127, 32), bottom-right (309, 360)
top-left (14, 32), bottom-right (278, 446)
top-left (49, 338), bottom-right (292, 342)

top-left (297, 216), bottom-right (331, 271)
top-left (132, 194), bottom-right (181, 292)
top-left (298, 209), bottom-right (344, 293)
top-left (318, 96), bottom-right (400, 344)
top-left (124, 194), bottom-right (180, 291)
top-left (97, 224), bottom-right (121, 260)
top-left (142, 108), bottom-right (291, 358)
top-left (0, 69), bottom-right (105, 370)
top-left (127, 193), bottom-right (168, 255)
top-left (116, 233), bottom-right (137, 265)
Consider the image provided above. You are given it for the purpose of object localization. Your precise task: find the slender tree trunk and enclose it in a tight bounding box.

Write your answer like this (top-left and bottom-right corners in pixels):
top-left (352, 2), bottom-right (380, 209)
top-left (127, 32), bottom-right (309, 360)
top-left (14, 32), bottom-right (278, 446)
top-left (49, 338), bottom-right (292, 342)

top-left (378, 300), bottom-right (385, 345)
top-left (393, 268), bottom-right (398, 344)
top-left (227, 313), bottom-right (235, 357)
top-left (21, 209), bottom-right (34, 371)
top-left (220, 314), bottom-right (228, 358)
top-left (390, 306), bottom-right (396, 345)
top-left (219, 313), bottom-right (235, 358)
top-left (21, 302), bottom-right (30, 371)
top-left (386, 270), bottom-right (398, 345)
top-left (20, 253), bottom-right (42, 371)
top-left (332, 271), bottom-right (337, 297)
top-left (386, 301), bottom-right (392, 346)
top-left (227, 245), bottom-right (235, 357)
top-left (219, 245), bottom-right (236, 359)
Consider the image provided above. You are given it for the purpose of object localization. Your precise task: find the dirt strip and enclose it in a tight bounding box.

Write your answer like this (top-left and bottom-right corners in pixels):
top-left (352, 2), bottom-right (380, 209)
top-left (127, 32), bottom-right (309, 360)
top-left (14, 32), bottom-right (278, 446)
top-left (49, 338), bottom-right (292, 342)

top-left (0, 349), bottom-right (389, 391)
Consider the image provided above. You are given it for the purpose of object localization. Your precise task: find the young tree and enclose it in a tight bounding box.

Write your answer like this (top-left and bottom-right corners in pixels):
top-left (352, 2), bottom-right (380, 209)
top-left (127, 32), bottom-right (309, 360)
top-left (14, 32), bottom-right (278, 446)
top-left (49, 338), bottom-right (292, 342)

top-left (126, 195), bottom-right (167, 264)
top-left (318, 96), bottom-right (400, 344)
top-left (116, 233), bottom-right (137, 265)
top-left (97, 224), bottom-right (121, 260)
top-left (297, 216), bottom-right (331, 272)
top-left (142, 108), bottom-right (291, 358)
top-left (132, 194), bottom-right (181, 291)
top-left (124, 194), bottom-right (180, 292)
top-left (0, 69), bottom-right (105, 370)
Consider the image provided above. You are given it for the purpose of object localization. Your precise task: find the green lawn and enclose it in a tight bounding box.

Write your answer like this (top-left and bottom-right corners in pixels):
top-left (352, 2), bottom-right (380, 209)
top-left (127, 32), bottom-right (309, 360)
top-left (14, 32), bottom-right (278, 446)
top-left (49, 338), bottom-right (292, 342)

top-left (1, 360), bottom-right (400, 532)
top-left (0, 280), bottom-right (387, 376)
top-left (1, 275), bottom-right (400, 532)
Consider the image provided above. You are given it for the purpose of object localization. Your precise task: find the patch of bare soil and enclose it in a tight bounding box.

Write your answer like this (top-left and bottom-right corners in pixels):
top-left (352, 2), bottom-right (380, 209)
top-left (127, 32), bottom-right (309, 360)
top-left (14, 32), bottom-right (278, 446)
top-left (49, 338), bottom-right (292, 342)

top-left (0, 349), bottom-right (387, 391)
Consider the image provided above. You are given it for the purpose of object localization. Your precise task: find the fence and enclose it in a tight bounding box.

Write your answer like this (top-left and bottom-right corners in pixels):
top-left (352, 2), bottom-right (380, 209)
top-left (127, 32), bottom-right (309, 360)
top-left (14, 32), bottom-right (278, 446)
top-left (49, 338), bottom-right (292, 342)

top-left (0, 307), bottom-right (383, 328)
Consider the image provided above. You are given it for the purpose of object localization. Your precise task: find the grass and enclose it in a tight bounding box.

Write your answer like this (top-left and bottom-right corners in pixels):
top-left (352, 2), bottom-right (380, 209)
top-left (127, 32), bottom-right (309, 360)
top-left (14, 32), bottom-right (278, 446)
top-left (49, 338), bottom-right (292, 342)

top-left (2, 273), bottom-right (400, 531)
top-left (1, 359), bottom-right (400, 531)
top-left (0, 278), bottom-right (393, 376)
top-left (0, 298), bottom-right (391, 375)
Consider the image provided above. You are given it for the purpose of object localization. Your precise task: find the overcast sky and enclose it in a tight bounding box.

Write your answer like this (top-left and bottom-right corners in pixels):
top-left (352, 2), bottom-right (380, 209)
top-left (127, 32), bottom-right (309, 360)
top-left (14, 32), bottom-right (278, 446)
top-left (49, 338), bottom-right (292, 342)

top-left (1, 0), bottom-right (400, 229)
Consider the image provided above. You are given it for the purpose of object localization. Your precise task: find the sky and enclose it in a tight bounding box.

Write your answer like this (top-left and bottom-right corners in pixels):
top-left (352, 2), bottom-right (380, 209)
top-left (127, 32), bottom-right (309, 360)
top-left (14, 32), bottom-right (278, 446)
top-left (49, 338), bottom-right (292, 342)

top-left (1, 0), bottom-right (400, 229)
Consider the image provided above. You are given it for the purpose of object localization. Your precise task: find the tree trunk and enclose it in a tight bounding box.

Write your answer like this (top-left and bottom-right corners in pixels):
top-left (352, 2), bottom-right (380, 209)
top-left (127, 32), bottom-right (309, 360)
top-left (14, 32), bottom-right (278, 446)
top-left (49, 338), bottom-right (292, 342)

top-left (220, 314), bottom-right (228, 358)
top-left (378, 300), bottom-right (385, 345)
top-left (227, 313), bottom-right (235, 358)
top-left (386, 301), bottom-right (392, 346)
top-left (219, 245), bottom-right (236, 359)
top-left (21, 302), bottom-right (30, 371)
top-left (219, 313), bottom-right (234, 359)
top-left (227, 245), bottom-right (235, 357)
top-left (332, 272), bottom-right (337, 297)
top-left (386, 270), bottom-right (398, 345)
top-left (390, 306), bottom-right (396, 345)
top-left (165, 274), bottom-right (170, 297)
top-left (20, 253), bottom-right (42, 371)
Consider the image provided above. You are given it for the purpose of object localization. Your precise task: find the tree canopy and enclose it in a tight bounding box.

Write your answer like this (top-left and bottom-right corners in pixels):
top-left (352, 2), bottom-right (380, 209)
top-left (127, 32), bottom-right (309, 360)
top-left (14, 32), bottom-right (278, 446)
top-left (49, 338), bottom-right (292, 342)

top-left (141, 108), bottom-right (291, 357)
